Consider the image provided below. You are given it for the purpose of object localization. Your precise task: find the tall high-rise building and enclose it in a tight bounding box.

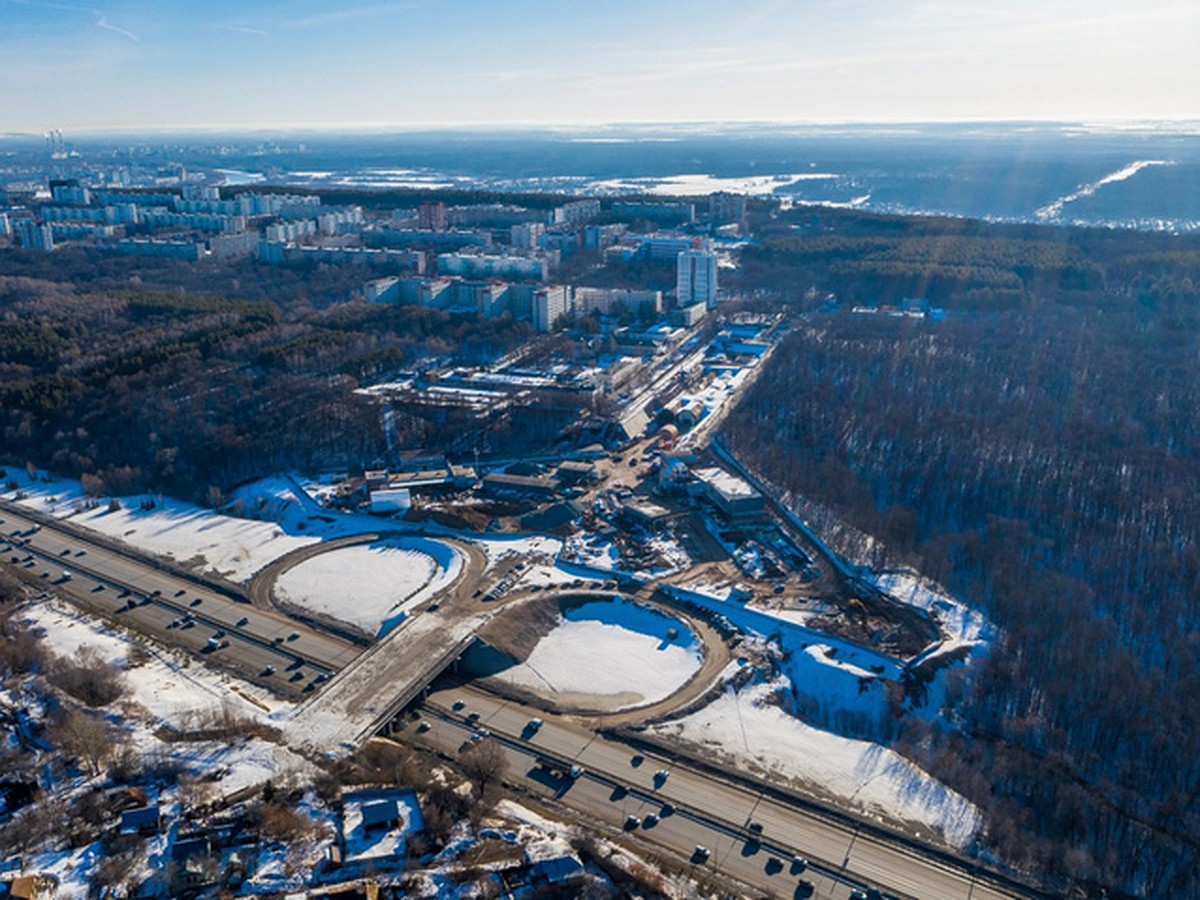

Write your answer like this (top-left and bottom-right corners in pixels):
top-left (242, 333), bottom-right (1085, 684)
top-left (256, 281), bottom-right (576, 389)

top-left (676, 248), bottom-right (719, 309)
top-left (532, 285), bottom-right (569, 332)
top-left (14, 219), bottom-right (54, 251)
top-left (417, 201), bottom-right (447, 231)
top-left (511, 221), bottom-right (545, 249)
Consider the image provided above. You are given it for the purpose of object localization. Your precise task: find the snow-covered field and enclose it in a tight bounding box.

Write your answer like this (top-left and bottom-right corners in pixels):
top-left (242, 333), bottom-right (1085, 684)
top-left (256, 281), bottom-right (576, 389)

top-left (2, 470), bottom-right (319, 584)
top-left (648, 680), bottom-right (981, 849)
top-left (23, 599), bottom-right (291, 724)
top-left (490, 598), bottom-right (702, 710)
top-left (273, 537), bottom-right (462, 636)
top-left (662, 584), bottom-right (900, 734)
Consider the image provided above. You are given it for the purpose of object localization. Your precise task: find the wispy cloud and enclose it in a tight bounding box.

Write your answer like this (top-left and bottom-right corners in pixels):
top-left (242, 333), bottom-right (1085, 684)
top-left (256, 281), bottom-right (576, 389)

top-left (283, 1), bottom-right (417, 29)
top-left (1, 0), bottom-right (139, 41)
top-left (214, 23), bottom-right (267, 36)
top-left (95, 12), bottom-right (136, 41)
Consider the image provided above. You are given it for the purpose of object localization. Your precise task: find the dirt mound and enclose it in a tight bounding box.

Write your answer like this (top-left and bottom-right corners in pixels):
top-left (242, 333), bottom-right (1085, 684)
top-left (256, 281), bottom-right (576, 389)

top-left (473, 595), bottom-right (563, 663)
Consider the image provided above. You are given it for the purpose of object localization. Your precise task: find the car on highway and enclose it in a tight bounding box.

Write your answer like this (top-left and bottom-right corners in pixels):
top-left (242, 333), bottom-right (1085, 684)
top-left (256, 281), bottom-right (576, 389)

top-left (236, 616), bottom-right (249, 627)
top-left (642, 812), bottom-right (658, 828)
top-left (653, 768), bottom-right (669, 786)
top-left (260, 665), bottom-right (275, 676)
top-left (692, 845), bottom-right (709, 863)
top-left (189, 597), bottom-right (203, 607)
top-left (791, 855), bottom-right (808, 873)
top-left (747, 820), bottom-right (764, 834)
top-left (797, 879), bottom-right (815, 897)
top-left (624, 815), bottom-right (639, 830)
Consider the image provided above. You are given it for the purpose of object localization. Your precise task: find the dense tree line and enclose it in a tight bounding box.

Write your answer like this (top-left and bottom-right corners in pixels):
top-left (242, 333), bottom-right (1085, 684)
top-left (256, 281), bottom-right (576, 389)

top-left (0, 255), bottom-right (532, 502)
top-left (724, 217), bottom-right (1200, 893)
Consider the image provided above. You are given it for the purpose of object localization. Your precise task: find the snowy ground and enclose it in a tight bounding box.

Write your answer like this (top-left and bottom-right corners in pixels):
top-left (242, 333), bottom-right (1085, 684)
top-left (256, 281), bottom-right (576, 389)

top-left (874, 570), bottom-right (993, 645)
top-left (16, 598), bottom-right (321, 898)
top-left (273, 536), bottom-right (463, 636)
top-left (648, 680), bottom-right (981, 849)
top-left (22, 599), bottom-right (291, 723)
top-left (341, 789), bottom-right (423, 864)
top-left (563, 533), bottom-right (621, 569)
top-left (1, 470), bottom-right (318, 584)
top-left (0, 469), bottom-right (478, 590)
top-left (490, 598), bottom-right (702, 711)
top-left (20, 600), bottom-right (312, 800)
top-left (662, 585), bottom-right (899, 734)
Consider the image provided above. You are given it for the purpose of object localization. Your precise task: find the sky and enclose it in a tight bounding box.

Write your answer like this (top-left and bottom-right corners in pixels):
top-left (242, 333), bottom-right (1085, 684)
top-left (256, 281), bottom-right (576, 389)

top-left (0, 0), bottom-right (1197, 133)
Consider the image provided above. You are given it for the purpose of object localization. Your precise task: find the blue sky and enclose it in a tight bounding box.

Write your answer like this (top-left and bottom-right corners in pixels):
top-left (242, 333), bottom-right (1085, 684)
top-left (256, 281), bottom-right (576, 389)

top-left (1, 0), bottom-right (1196, 132)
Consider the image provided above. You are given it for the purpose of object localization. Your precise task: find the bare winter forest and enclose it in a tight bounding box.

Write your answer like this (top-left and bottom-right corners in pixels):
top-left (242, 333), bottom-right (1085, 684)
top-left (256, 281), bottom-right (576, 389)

top-left (725, 210), bottom-right (1200, 895)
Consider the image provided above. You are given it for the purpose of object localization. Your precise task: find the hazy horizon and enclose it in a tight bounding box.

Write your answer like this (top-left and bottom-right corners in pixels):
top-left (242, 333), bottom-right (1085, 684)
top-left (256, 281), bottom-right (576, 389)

top-left (2, 0), bottom-right (1196, 133)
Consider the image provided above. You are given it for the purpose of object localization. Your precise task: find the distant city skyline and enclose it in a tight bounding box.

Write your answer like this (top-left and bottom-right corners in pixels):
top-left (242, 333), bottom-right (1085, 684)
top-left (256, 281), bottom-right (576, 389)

top-left (1, 0), bottom-right (1196, 133)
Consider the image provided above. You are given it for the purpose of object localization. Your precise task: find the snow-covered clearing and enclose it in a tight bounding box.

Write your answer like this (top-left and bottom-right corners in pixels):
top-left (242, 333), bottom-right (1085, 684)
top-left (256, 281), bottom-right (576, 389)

top-left (23, 599), bottom-right (289, 722)
top-left (2, 470), bottom-right (317, 584)
top-left (491, 598), bottom-right (701, 710)
top-left (20, 599), bottom-right (313, 793)
top-left (274, 536), bottom-right (462, 636)
top-left (662, 585), bottom-right (899, 734)
top-left (648, 680), bottom-right (981, 849)
top-left (874, 570), bottom-right (993, 645)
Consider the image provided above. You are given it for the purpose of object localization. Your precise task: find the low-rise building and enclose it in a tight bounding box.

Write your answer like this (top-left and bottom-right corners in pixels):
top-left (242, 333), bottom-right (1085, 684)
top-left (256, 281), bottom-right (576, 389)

top-left (691, 466), bottom-right (766, 521)
top-left (368, 487), bottom-right (411, 514)
top-left (480, 472), bottom-right (558, 497)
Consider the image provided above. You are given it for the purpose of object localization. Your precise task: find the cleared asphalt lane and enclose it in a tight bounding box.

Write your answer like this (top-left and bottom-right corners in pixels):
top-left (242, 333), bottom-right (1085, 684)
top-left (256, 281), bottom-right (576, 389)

top-left (412, 682), bottom-right (1035, 900)
top-left (2, 504), bottom-right (1039, 899)
top-left (0, 504), bottom-right (358, 696)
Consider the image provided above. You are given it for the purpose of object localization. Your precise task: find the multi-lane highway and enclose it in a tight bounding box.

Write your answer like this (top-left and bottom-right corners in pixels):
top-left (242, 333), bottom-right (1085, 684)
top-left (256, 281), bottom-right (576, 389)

top-left (1, 500), bottom-right (1045, 899)
top-left (0, 503), bottom-right (358, 696)
top-left (410, 682), bottom-right (1041, 900)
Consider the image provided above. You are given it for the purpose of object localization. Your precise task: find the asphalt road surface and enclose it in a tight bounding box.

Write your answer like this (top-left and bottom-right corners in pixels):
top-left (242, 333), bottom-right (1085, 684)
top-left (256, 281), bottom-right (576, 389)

top-left (410, 682), bottom-right (1036, 900)
top-left (1, 503), bottom-right (1041, 899)
top-left (0, 504), bottom-right (358, 697)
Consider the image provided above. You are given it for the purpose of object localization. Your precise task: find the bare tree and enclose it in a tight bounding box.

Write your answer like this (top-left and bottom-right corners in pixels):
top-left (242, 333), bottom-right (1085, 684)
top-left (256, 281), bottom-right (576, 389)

top-left (93, 849), bottom-right (144, 897)
top-left (459, 738), bottom-right (508, 803)
top-left (53, 709), bottom-right (115, 776)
